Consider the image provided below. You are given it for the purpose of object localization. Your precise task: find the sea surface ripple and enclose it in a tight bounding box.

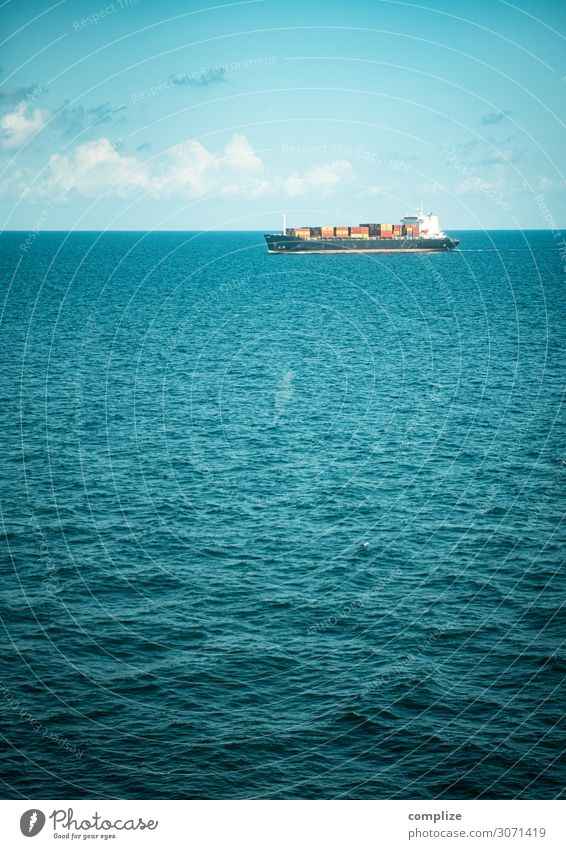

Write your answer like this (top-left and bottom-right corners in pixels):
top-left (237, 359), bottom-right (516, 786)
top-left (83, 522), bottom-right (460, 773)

top-left (0, 230), bottom-right (564, 799)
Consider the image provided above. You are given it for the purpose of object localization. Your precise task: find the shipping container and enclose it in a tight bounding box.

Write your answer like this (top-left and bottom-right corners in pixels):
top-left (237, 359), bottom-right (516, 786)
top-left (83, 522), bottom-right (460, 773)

top-left (321, 227), bottom-right (335, 238)
top-left (295, 228), bottom-right (311, 238)
top-left (335, 227), bottom-right (349, 236)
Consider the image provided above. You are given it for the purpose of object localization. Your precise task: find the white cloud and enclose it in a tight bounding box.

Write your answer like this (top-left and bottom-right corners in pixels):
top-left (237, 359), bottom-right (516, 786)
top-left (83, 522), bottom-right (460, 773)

top-left (276, 160), bottom-right (353, 197)
top-left (305, 160), bottom-right (352, 192)
top-left (223, 133), bottom-right (263, 171)
top-left (29, 138), bottom-right (149, 200)
top-left (456, 176), bottom-right (506, 195)
top-left (416, 180), bottom-right (444, 196)
top-left (21, 135), bottom-right (355, 202)
top-left (535, 175), bottom-right (565, 192)
top-left (488, 149), bottom-right (514, 162)
top-left (0, 165), bottom-right (35, 196)
top-left (150, 135), bottom-right (265, 198)
top-left (152, 139), bottom-right (215, 197)
top-left (278, 174), bottom-right (306, 197)
top-left (1, 102), bottom-right (50, 150)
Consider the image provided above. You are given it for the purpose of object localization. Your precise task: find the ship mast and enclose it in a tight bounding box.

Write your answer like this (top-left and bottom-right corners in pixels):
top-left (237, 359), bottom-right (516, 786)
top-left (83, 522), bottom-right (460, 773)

top-left (282, 213), bottom-right (286, 235)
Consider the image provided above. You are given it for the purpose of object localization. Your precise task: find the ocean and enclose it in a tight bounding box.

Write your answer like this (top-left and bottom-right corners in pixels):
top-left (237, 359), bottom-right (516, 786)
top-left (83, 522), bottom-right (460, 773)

top-left (0, 229), bottom-right (564, 799)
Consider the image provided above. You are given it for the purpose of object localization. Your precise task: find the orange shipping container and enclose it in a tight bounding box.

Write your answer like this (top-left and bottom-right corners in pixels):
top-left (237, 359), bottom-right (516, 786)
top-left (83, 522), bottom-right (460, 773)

top-left (321, 227), bottom-right (335, 237)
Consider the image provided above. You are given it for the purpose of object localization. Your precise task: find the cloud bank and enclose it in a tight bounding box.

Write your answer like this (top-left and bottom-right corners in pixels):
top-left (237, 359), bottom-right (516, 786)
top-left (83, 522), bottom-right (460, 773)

top-left (21, 133), bottom-right (354, 202)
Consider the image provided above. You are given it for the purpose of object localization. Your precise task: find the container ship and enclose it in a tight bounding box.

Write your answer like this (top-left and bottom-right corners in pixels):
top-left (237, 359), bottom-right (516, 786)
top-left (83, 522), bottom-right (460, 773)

top-left (265, 208), bottom-right (459, 253)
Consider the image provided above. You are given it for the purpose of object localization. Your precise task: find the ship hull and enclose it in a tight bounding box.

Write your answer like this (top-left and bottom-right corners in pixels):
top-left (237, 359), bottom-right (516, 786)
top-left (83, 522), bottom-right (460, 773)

top-left (265, 235), bottom-right (459, 253)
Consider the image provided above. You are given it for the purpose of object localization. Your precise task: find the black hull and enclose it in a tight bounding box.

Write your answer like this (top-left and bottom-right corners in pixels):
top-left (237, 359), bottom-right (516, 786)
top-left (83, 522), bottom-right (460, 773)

top-left (265, 235), bottom-right (459, 253)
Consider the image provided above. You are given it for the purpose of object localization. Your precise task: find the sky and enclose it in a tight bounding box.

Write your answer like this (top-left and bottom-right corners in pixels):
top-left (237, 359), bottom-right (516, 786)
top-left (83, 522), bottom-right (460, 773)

top-left (0, 0), bottom-right (565, 230)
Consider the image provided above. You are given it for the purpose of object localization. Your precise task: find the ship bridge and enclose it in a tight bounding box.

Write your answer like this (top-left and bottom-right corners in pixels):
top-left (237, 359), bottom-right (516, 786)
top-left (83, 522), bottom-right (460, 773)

top-left (402, 206), bottom-right (446, 238)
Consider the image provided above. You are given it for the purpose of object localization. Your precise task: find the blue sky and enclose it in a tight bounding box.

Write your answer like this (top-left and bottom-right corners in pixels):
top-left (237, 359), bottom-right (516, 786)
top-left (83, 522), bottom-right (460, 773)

top-left (0, 0), bottom-right (565, 230)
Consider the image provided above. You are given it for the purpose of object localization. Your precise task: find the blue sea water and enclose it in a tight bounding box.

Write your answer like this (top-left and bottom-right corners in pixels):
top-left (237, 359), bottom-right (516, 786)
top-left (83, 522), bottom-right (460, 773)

top-left (0, 229), bottom-right (564, 799)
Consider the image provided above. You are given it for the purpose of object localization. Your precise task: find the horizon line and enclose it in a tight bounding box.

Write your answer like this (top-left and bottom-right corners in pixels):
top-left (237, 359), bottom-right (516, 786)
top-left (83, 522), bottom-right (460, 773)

top-left (2, 228), bottom-right (565, 233)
